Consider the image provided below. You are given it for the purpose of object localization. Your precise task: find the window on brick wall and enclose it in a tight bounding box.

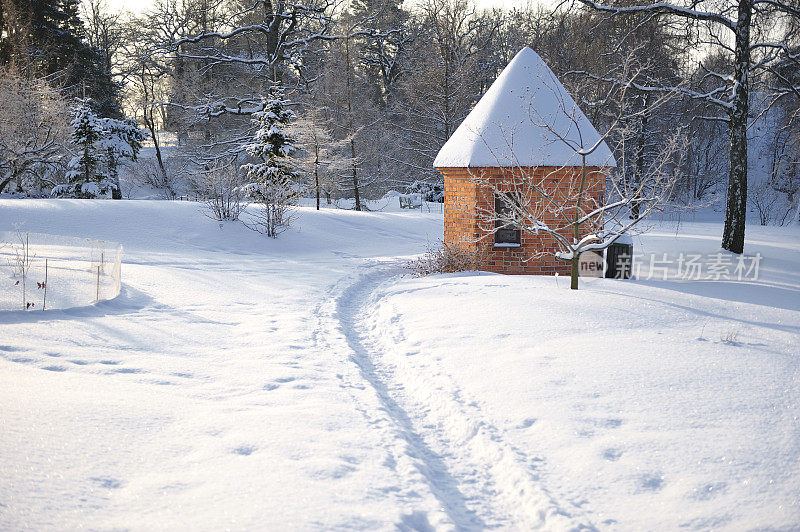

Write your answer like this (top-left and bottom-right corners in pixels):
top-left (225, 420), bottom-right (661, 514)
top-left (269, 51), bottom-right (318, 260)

top-left (494, 193), bottom-right (521, 246)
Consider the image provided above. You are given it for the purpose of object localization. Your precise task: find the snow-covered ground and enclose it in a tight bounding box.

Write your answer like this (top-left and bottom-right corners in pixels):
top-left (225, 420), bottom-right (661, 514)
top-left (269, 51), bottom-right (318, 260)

top-left (1, 198), bottom-right (798, 530)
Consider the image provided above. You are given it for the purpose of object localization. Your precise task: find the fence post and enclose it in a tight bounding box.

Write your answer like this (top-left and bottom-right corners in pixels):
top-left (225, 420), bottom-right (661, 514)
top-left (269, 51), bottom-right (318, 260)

top-left (42, 259), bottom-right (48, 311)
top-left (96, 265), bottom-right (100, 302)
top-left (22, 233), bottom-right (28, 310)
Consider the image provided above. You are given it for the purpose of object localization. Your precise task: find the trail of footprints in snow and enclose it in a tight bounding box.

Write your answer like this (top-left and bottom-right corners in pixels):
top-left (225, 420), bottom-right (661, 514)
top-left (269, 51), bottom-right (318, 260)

top-left (337, 268), bottom-right (595, 530)
top-left (0, 344), bottom-right (192, 381)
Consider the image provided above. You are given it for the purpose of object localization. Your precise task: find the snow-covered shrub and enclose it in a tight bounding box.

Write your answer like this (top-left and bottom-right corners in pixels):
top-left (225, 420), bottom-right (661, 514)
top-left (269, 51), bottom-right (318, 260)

top-left (51, 179), bottom-right (118, 199)
top-left (241, 181), bottom-right (299, 236)
top-left (406, 242), bottom-right (485, 276)
top-left (406, 181), bottom-right (444, 203)
top-left (196, 163), bottom-right (244, 221)
top-left (749, 180), bottom-right (796, 226)
top-left (0, 72), bottom-right (71, 196)
top-left (127, 156), bottom-right (191, 199)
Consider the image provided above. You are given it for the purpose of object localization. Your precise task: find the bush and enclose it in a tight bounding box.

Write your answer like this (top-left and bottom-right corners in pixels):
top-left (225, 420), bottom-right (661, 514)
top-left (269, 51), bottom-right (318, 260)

top-left (195, 164), bottom-right (244, 221)
top-left (241, 180), bottom-right (299, 237)
top-left (51, 180), bottom-right (118, 199)
top-left (407, 242), bottom-right (483, 276)
top-left (406, 181), bottom-right (444, 203)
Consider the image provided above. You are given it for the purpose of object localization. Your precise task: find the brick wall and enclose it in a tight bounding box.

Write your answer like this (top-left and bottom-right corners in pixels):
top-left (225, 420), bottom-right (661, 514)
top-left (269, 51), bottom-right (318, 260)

top-left (439, 166), bottom-right (607, 276)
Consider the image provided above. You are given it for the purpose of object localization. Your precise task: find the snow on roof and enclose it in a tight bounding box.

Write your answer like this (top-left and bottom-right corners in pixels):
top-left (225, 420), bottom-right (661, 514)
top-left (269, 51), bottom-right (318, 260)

top-left (434, 47), bottom-right (617, 169)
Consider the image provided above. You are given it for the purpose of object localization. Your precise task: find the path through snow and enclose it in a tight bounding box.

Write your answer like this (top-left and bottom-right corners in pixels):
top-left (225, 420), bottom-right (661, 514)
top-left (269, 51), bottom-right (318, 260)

top-left (333, 263), bottom-right (591, 530)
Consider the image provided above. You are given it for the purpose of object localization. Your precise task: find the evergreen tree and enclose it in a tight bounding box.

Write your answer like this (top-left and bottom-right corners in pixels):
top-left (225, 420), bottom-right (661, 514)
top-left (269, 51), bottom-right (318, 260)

top-left (100, 117), bottom-right (145, 198)
top-left (65, 102), bottom-right (102, 193)
top-left (241, 87), bottom-right (298, 186)
top-left (55, 100), bottom-right (145, 198)
top-left (240, 87), bottom-right (299, 237)
top-left (0, 0), bottom-right (121, 116)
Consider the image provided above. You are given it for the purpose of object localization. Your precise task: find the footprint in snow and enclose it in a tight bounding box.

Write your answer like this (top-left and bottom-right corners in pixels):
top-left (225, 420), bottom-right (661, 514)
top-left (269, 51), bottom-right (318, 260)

top-left (99, 360), bottom-right (120, 365)
top-left (107, 367), bottom-right (145, 374)
top-left (233, 445), bottom-right (257, 456)
top-left (263, 383), bottom-right (279, 391)
top-left (602, 448), bottom-right (623, 461)
top-left (274, 376), bottom-right (295, 383)
top-left (90, 476), bottom-right (122, 489)
top-left (398, 510), bottom-right (435, 532)
top-left (0, 345), bottom-right (26, 352)
top-left (637, 473), bottom-right (665, 492)
top-left (518, 418), bottom-right (537, 429)
top-left (42, 365), bottom-right (67, 372)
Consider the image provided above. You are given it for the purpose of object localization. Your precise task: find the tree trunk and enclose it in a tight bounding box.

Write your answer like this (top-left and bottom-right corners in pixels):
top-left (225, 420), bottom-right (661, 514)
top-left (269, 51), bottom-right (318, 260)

top-left (570, 156), bottom-right (589, 290)
top-left (570, 257), bottom-right (580, 290)
top-left (146, 111), bottom-right (169, 189)
top-left (631, 93), bottom-right (649, 219)
top-left (722, 0), bottom-right (752, 254)
top-left (350, 138), bottom-right (361, 211)
top-left (314, 144), bottom-right (320, 210)
top-left (344, 35), bottom-right (361, 211)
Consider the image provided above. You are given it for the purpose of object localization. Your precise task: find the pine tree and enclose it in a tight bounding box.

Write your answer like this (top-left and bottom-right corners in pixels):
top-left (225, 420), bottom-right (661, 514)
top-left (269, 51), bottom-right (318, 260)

top-left (242, 88), bottom-right (297, 181)
top-left (100, 117), bottom-right (146, 198)
top-left (65, 102), bottom-right (103, 196)
top-left (241, 87), bottom-right (299, 237)
top-left (0, 0), bottom-right (122, 117)
top-left (55, 100), bottom-right (145, 198)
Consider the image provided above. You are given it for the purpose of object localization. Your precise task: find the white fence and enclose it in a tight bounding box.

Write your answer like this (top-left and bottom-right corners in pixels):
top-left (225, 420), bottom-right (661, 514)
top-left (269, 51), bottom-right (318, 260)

top-left (0, 232), bottom-right (122, 312)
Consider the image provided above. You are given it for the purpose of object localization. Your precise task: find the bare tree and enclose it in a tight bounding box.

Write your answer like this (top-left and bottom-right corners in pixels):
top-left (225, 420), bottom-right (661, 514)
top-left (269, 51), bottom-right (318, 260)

top-left (292, 106), bottom-right (348, 209)
top-left (391, 0), bottom-right (502, 182)
top-left (9, 231), bottom-right (35, 310)
top-left (195, 162), bottom-right (244, 220)
top-left (82, 0), bottom-right (124, 78)
top-left (573, 0), bottom-right (800, 254)
top-left (0, 71), bottom-right (71, 196)
top-left (171, 0), bottom-right (341, 113)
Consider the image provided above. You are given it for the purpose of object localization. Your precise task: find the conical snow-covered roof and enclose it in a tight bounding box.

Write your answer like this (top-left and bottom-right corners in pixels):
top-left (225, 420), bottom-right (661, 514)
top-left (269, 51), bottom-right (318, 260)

top-left (434, 47), bottom-right (616, 168)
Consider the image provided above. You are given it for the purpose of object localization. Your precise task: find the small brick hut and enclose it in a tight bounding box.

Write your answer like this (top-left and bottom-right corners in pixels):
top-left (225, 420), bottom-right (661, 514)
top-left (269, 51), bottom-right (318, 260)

top-left (434, 47), bottom-right (616, 275)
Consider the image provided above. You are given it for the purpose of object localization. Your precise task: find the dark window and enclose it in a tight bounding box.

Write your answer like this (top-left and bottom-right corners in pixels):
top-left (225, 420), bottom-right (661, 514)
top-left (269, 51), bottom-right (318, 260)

top-left (494, 193), bottom-right (521, 246)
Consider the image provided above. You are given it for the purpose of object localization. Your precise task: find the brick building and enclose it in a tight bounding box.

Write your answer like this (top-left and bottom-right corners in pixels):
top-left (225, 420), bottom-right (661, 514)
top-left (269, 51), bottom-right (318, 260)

top-left (434, 47), bottom-right (616, 275)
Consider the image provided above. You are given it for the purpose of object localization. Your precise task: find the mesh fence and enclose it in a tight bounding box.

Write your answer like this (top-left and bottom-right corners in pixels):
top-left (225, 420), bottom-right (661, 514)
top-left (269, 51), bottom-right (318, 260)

top-left (0, 232), bottom-right (122, 312)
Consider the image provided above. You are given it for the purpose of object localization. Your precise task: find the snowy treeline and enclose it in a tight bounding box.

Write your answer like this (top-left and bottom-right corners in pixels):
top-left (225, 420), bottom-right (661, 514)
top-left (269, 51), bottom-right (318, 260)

top-left (1, 0), bottom-right (799, 229)
top-left (129, 0), bottom-right (800, 227)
